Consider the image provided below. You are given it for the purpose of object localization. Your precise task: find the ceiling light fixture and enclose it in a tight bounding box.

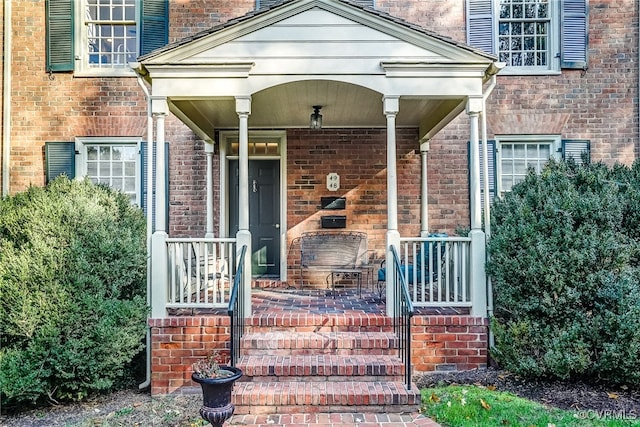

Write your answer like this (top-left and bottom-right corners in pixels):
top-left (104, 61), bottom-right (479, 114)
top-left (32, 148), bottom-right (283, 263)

top-left (310, 105), bottom-right (323, 129)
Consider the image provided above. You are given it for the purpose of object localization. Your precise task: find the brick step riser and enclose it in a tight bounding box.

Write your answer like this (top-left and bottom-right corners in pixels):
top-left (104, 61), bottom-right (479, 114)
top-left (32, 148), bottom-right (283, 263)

top-left (237, 375), bottom-right (407, 383)
top-left (246, 326), bottom-right (395, 333)
top-left (233, 404), bottom-right (419, 415)
top-left (241, 348), bottom-right (397, 356)
top-left (240, 336), bottom-right (398, 350)
top-left (238, 364), bottom-right (405, 377)
top-left (232, 381), bottom-right (421, 415)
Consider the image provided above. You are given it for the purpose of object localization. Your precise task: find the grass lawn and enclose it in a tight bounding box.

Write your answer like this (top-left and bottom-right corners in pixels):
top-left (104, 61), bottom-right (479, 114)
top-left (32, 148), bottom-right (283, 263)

top-left (421, 385), bottom-right (640, 427)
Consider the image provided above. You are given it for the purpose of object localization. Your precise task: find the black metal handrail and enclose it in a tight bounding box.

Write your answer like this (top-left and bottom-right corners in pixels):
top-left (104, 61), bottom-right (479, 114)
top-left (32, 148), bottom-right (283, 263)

top-left (227, 245), bottom-right (247, 367)
top-left (390, 245), bottom-right (415, 390)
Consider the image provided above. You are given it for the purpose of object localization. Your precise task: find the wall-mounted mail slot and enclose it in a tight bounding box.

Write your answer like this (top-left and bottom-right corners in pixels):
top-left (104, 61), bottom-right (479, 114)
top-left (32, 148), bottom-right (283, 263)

top-left (321, 196), bottom-right (346, 210)
top-left (321, 215), bottom-right (347, 228)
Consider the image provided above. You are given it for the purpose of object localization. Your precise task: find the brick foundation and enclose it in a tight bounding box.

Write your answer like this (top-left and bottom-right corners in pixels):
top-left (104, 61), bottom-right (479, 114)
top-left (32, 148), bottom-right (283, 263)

top-left (148, 316), bottom-right (230, 395)
top-left (411, 316), bottom-right (488, 373)
top-left (149, 313), bottom-right (488, 395)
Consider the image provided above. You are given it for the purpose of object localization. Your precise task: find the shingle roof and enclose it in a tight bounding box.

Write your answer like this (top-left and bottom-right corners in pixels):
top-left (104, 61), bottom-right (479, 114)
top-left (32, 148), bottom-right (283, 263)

top-left (138, 0), bottom-right (496, 62)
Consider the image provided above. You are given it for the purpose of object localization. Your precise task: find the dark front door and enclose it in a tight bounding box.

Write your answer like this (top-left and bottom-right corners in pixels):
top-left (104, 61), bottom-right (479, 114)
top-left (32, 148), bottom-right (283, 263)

top-left (229, 160), bottom-right (280, 277)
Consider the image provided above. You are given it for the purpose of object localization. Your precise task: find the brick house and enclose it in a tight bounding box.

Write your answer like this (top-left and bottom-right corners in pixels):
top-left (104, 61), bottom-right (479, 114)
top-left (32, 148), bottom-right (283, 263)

top-left (1, 0), bottom-right (636, 413)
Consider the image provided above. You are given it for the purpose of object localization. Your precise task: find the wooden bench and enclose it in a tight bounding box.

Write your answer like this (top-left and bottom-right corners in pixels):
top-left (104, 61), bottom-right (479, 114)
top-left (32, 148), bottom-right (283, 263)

top-left (298, 231), bottom-right (370, 297)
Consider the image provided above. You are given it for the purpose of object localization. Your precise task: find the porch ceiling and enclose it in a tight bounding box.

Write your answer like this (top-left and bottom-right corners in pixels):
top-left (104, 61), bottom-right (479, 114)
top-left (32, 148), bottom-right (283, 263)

top-left (169, 80), bottom-right (466, 135)
top-left (137, 0), bottom-right (501, 142)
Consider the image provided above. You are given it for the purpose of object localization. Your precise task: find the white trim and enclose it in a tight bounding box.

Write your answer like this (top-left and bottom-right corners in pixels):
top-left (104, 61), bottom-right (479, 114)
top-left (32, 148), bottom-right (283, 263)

top-left (73, 0), bottom-right (141, 77)
top-left (492, 0), bottom-right (561, 75)
top-left (219, 130), bottom-right (288, 280)
top-left (495, 134), bottom-right (561, 195)
top-left (75, 136), bottom-right (143, 205)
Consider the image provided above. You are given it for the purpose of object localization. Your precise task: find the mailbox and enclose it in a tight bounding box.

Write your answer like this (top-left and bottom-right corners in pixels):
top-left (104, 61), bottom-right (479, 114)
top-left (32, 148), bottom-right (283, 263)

top-left (321, 215), bottom-right (346, 228)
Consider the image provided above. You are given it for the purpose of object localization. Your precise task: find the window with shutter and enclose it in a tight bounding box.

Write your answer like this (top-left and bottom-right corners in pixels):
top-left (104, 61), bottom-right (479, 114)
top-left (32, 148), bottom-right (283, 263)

top-left (46, 0), bottom-right (168, 75)
top-left (488, 135), bottom-right (591, 197)
top-left (466, 0), bottom-right (588, 74)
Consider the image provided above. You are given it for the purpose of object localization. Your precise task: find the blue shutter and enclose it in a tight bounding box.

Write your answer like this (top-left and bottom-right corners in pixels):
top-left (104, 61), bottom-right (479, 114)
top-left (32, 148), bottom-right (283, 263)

top-left (45, 142), bottom-right (76, 183)
top-left (480, 140), bottom-right (496, 205)
top-left (140, 142), bottom-right (169, 232)
top-left (141, 0), bottom-right (169, 56)
top-left (45, 0), bottom-right (74, 72)
top-left (466, 0), bottom-right (494, 54)
top-left (561, 0), bottom-right (588, 69)
top-left (562, 139), bottom-right (590, 164)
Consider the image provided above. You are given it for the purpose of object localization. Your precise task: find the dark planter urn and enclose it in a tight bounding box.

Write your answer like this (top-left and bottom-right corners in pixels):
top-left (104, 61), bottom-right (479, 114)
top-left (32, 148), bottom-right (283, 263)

top-left (191, 366), bottom-right (243, 427)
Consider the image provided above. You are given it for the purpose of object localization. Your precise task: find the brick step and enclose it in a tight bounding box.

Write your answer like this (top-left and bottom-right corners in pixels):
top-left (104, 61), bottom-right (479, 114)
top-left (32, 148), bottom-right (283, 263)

top-left (237, 354), bottom-right (405, 381)
top-left (247, 313), bottom-right (393, 333)
top-left (232, 380), bottom-right (421, 415)
top-left (240, 331), bottom-right (399, 354)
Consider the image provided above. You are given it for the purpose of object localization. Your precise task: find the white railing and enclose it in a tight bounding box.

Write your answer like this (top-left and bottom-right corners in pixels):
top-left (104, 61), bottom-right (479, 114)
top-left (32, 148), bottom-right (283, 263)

top-left (166, 238), bottom-right (237, 309)
top-left (398, 237), bottom-right (472, 307)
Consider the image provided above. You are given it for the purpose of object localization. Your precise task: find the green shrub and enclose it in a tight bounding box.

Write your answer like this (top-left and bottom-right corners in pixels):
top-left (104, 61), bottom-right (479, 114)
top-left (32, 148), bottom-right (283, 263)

top-left (0, 177), bottom-right (148, 408)
top-left (487, 159), bottom-right (640, 386)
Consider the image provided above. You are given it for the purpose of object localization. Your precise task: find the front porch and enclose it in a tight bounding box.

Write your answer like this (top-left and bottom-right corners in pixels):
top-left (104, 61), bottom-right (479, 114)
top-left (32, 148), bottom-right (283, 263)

top-left (137, 0), bottom-right (501, 406)
top-left (150, 285), bottom-right (488, 410)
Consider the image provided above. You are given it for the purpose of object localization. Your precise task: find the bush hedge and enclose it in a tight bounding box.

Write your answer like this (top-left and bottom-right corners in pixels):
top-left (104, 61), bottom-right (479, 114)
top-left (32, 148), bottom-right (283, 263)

top-left (487, 159), bottom-right (640, 386)
top-left (0, 177), bottom-right (148, 408)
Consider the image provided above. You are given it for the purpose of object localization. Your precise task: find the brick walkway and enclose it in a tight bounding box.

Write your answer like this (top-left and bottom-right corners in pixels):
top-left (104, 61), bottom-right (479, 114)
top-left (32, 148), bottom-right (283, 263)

top-left (228, 412), bottom-right (442, 426)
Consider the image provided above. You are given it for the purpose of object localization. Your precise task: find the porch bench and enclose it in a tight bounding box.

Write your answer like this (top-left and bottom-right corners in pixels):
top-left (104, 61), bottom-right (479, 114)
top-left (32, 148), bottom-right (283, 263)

top-left (299, 231), bottom-right (371, 297)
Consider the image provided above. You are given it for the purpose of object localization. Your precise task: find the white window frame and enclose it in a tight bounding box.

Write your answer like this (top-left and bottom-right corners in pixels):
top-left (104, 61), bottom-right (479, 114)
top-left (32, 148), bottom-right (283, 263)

top-left (74, 0), bottom-right (139, 77)
top-left (495, 134), bottom-right (561, 195)
top-left (495, 0), bottom-right (561, 75)
top-left (75, 137), bottom-right (142, 205)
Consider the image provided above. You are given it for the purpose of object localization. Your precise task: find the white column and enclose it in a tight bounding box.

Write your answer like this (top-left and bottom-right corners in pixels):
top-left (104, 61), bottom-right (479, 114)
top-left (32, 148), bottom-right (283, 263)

top-left (383, 96), bottom-right (400, 317)
top-left (205, 142), bottom-right (215, 238)
top-left (420, 141), bottom-right (430, 237)
top-left (235, 96), bottom-right (252, 317)
top-left (150, 97), bottom-right (169, 318)
top-left (467, 97), bottom-right (487, 317)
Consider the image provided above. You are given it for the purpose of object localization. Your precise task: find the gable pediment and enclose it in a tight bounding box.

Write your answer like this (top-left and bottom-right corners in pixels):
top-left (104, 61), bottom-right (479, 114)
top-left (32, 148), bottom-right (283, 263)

top-left (141, 0), bottom-right (494, 74)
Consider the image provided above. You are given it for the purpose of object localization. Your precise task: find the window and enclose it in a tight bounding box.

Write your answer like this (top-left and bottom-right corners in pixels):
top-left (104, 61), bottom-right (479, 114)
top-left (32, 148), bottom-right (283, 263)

top-left (498, 0), bottom-right (550, 69)
top-left (473, 136), bottom-right (590, 201)
top-left (76, 138), bottom-right (141, 204)
top-left (45, 138), bottom-right (170, 231)
top-left (496, 135), bottom-right (560, 193)
top-left (84, 0), bottom-right (138, 71)
top-left (46, 0), bottom-right (168, 75)
top-left (467, 0), bottom-right (588, 74)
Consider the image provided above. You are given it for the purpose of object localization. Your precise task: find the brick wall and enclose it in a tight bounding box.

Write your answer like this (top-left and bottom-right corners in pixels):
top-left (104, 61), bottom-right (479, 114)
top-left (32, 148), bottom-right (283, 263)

top-left (4, 0), bottom-right (637, 213)
top-left (149, 316), bottom-right (231, 395)
top-left (411, 316), bottom-right (489, 373)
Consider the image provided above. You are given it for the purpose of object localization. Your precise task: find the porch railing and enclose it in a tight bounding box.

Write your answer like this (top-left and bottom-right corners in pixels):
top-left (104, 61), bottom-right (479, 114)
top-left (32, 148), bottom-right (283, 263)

top-left (228, 245), bottom-right (247, 366)
top-left (390, 245), bottom-right (414, 390)
top-left (166, 238), bottom-right (237, 309)
top-left (398, 236), bottom-right (472, 307)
